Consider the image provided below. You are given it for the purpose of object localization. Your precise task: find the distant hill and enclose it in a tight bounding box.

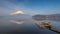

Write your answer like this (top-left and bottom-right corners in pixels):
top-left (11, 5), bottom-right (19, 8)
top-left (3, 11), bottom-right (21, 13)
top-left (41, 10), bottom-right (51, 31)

top-left (32, 14), bottom-right (60, 21)
top-left (49, 14), bottom-right (60, 16)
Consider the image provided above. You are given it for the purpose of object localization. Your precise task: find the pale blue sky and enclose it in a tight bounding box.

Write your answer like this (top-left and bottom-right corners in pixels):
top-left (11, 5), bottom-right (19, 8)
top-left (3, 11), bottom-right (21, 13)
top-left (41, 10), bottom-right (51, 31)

top-left (0, 0), bottom-right (60, 15)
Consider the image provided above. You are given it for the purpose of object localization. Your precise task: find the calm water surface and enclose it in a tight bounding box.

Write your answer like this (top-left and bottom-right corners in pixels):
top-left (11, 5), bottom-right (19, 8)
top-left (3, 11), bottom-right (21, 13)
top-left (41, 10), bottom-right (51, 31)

top-left (0, 17), bottom-right (60, 34)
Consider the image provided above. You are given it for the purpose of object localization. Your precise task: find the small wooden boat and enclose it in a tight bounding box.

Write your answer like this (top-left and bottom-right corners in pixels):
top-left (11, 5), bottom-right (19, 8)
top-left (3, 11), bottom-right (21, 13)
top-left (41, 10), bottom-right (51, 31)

top-left (35, 22), bottom-right (60, 34)
top-left (35, 22), bottom-right (51, 29)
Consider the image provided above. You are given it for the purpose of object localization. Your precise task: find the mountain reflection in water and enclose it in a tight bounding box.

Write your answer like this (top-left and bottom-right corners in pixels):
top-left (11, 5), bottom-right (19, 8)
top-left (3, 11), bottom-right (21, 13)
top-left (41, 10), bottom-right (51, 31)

top-left (9, 20), bottom-right (24, 24)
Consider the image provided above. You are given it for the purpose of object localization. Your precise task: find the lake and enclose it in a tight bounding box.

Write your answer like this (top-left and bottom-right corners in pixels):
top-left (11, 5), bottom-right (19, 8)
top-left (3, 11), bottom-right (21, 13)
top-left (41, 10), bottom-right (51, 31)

top-left (0, 17), bottom-right (60, 34)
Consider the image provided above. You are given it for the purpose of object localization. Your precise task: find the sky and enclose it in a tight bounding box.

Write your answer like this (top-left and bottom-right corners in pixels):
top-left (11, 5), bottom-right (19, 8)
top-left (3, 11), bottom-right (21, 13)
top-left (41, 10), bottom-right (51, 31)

top-left (0, 0), bottom-right (60, 15)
